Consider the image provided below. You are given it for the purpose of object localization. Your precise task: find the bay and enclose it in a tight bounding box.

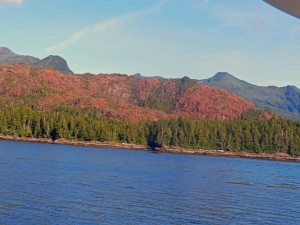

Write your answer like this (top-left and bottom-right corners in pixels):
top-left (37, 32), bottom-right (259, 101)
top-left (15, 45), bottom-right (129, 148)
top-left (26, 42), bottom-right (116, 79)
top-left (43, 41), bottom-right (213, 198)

top-left (0, 140), bottom-right (299, 225)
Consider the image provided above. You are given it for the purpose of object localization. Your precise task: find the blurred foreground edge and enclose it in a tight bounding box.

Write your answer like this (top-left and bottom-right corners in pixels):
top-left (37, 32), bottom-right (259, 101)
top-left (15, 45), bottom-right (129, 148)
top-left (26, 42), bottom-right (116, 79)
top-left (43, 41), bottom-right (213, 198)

top-left (264, 0), bottom-right (300, 19)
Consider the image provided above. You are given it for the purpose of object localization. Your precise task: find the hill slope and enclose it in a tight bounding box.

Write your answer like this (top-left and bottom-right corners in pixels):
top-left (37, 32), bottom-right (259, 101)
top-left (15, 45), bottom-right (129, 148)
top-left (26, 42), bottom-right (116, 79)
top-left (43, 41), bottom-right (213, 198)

top-left (0, 64), bottom-right (257, 122)
top-left (201, 72), bottom-right (300, 120)
top-left (0, 47), bottom-right (73, 74)
top-left (1, 64), bottom-right (299, 157)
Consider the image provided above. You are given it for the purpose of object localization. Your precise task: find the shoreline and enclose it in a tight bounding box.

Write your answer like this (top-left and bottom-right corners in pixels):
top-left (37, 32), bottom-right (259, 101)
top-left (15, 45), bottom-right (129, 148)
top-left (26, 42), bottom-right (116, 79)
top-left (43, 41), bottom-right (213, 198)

top-left (0, 135), bottom-right (149, 151)
top-left (155, 146), bottom-right (300, 162)
top-left (0, 135), bottom-right (299, 162)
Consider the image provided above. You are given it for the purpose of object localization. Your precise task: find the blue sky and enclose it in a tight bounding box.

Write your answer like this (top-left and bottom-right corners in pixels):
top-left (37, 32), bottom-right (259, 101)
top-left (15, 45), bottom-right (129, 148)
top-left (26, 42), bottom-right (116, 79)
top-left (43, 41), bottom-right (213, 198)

top-left (0, 0), bottom-right (300, 87)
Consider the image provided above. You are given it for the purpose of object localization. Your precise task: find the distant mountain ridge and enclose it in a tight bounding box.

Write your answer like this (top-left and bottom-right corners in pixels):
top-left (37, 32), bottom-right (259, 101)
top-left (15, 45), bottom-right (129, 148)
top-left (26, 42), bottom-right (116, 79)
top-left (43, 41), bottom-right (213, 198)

top-left (1, 47), bottom-right (297, 120)
top-left (0, 47), bottom-right (73, 74)
top-left (201, 72), bottom-right (300, 120)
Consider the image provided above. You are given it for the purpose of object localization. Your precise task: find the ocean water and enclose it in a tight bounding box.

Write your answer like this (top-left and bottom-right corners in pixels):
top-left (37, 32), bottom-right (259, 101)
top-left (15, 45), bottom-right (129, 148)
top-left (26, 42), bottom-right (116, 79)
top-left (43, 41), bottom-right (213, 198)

top-left (0, 140), bottom-right (299, 225)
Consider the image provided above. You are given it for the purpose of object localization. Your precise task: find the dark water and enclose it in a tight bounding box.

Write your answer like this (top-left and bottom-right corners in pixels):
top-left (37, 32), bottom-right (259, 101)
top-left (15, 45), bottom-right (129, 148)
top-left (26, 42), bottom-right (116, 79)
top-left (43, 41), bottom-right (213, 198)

top-left (0, 140), bottom-right (299, 225)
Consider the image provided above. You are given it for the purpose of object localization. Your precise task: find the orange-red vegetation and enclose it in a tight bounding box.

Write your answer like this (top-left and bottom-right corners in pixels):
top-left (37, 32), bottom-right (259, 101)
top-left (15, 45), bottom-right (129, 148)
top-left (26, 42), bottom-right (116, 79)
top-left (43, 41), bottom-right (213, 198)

top-left (0, 64), bottom-right (258, 122)
top-left (175, 85), bottom-right (254, 120)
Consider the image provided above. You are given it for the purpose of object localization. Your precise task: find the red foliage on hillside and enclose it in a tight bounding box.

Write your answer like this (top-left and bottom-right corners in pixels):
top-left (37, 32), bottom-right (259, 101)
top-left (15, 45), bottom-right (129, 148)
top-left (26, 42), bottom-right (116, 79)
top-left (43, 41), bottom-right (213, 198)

top-left (0, 64), bottom-right (256, 122)
top-left (175, 85), bottom-right (254, 120)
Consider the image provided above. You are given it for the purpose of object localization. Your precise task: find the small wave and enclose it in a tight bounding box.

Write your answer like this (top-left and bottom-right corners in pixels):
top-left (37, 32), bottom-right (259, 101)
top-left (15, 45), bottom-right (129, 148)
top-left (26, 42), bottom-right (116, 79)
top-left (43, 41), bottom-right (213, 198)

top-left (123, 186), bottom-right (134, 189)
top-left (17, 157), bottom-right (31, 160)
top-left (226, 181), bottom-right (252, 186)
top-left (267, 185), bottom-right (298, 190)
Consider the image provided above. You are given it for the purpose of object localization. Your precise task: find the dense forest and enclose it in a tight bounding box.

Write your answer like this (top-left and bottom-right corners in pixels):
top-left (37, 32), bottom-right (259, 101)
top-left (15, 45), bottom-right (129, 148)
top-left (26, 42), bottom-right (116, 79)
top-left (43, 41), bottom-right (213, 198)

top-left (0, 106), bottom-right (299, 156)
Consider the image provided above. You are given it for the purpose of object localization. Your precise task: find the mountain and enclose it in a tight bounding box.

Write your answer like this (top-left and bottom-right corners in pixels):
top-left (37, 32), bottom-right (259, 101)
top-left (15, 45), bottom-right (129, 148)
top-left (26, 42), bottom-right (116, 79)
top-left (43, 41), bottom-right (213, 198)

top-left (0, 47), bottom-right (73, 74)
top-left (2, 64), bottom-right (299, 157)
top-left (0, 64), bottom-right (262, 122)
top-left (32, 55), bottom-right (73, 75)
top-left (201, 72), bottom-right (300, 120)
top-left (132, 73), bottom-right (164, 79)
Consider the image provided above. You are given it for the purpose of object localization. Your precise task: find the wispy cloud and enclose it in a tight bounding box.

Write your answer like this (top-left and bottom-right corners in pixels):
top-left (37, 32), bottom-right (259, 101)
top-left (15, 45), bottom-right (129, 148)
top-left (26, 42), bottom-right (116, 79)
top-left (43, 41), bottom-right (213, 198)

top-left (0, 0), bottom-right (22, 5)
top-left (46, 1), bottom-right (167, 52)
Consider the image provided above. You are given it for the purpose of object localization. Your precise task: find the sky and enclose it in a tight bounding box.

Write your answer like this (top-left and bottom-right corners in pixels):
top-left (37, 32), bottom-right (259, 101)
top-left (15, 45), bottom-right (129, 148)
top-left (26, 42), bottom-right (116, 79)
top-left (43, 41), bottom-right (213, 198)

top-left (0, 0), bottom-right (300, 87)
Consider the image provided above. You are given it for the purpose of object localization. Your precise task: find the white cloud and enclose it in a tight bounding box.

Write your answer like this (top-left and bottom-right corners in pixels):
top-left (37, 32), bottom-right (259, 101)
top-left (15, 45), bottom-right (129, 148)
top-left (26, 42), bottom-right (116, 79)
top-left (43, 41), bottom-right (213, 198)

top-left (46, 1), bottom-right (166, 52)
top-left (0, 0), bottom-right (22, 5)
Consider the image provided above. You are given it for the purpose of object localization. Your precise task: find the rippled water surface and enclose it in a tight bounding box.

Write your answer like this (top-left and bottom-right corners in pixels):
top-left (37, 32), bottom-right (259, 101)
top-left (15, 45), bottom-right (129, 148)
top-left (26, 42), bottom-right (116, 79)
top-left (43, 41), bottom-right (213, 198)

top-left (0, 140), bottom-right (300, 225)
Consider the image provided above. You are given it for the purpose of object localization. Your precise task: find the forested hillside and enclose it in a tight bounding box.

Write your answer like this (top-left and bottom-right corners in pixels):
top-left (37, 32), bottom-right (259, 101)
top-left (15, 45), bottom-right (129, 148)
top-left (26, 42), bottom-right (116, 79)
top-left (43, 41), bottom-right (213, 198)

top-left (0, 64), bottom-right (299, 156)
top-left (1, 106), bottom-right (299, 156)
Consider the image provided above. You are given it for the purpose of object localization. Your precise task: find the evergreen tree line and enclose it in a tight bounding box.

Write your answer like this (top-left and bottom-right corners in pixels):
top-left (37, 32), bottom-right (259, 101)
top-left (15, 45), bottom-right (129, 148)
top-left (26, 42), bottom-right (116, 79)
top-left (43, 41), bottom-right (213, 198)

top-left (0, 106), bottom-right (299, 156)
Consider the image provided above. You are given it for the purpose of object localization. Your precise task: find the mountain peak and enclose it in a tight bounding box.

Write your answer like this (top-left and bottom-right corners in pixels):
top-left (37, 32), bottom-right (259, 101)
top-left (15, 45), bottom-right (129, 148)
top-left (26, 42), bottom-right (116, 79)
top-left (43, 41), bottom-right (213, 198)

top-left (0, 47), bottom-right (15, 55)
top-left (0, 47), bottom-right (16, 58)
top-left (0, 47), bottom-right (73, 74)
top-left (211, 72), bottom-right (236, 81)
top-left (35, 55), bottom-right (73, 74)
top-left (46, 55), bottom-right (64, 60)
top-left (286, 85), bottom-right (300, 91)
top-left (40, 55), bottom-right (67, 64)
top-left (202, 72), bottom-right (245, 87)
top-left (202, 72), bottom-right (300, 120)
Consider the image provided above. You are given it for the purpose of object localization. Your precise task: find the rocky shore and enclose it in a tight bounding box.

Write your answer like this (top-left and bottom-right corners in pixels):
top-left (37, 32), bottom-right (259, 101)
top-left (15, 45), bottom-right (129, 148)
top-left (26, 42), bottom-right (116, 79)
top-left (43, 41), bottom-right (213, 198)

top-left (0, 135), bottom-right (299, 162)
top-left (155, 146), bottom-right (300, 162)
top-left (0, 135), bottom-right (149, 150)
